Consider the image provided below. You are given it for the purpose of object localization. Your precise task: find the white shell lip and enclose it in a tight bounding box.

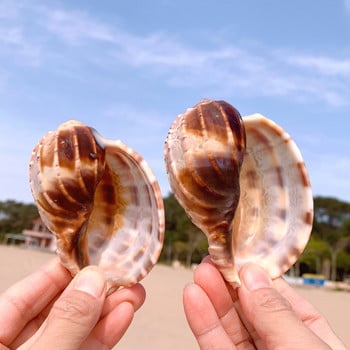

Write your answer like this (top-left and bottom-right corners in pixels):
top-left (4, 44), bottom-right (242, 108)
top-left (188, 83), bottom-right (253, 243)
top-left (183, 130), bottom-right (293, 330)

top-left (164, 100), bottom-right (313, 286)
top-left (29, 119), bottom-right (165, 292)
top-left (234, 113), bottom-right (313, 280)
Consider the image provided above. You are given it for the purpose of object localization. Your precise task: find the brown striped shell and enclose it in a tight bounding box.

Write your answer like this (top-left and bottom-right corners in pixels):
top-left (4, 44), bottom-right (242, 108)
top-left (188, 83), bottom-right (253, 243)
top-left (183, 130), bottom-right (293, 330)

top-left (164, 99), bottom-right (313, 286)
top-left (30, 120), bottom-right (164, 292)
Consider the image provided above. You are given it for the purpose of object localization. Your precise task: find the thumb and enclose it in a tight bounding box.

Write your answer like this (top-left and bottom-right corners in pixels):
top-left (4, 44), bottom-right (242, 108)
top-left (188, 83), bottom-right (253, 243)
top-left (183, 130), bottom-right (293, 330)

top-left (30, 266), bottom-right (106, 350)
top-left (238, 264), bottom-right (331, 350)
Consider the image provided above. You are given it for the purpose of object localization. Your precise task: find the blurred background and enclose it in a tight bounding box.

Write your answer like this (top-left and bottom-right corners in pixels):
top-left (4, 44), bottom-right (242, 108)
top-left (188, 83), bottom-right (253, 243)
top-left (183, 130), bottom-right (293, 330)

top-left (0, 0), bottom-right (350, 289)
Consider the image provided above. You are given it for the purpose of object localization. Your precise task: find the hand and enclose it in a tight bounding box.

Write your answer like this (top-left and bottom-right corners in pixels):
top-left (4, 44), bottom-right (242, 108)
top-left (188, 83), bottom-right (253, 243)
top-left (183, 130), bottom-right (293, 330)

top-left (0, 258), bottom-right (145, 349)
top-left (183, 258), bottom-right (347, 350)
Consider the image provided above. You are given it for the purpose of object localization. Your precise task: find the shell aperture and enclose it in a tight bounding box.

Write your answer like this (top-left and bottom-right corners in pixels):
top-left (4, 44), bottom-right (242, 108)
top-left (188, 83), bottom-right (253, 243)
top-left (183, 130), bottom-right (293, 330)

top-left (30, 120), bottom-right (165, 292)
top-left (164, 99), bottom-right (313, 286)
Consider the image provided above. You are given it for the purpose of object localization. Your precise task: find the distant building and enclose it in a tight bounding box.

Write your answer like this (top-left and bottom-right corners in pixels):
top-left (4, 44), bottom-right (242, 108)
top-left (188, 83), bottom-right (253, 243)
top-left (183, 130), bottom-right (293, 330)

top-left (22, 217), bottom-right (57, 252)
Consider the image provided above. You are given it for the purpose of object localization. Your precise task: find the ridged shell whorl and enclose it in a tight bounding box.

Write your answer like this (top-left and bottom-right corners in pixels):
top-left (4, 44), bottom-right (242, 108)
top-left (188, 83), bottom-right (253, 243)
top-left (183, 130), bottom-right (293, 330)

top-left (30, 120), bottom-right (164, 292)
top-left (164, 99), bottom-right (313, 286)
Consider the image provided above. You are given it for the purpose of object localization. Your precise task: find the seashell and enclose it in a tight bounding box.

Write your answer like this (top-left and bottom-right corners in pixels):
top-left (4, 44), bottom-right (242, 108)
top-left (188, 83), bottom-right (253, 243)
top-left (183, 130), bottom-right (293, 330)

top-left (30, 120), bottom-right (164, 292)
top-left (164, 99), bottom-right (313, 286)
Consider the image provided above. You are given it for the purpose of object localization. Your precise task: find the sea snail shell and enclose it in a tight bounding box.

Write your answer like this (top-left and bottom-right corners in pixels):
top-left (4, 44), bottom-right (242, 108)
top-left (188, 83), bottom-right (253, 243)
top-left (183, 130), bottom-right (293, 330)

top-left (29, 120), bottom-right (165, 292)
top-left (164, 99), bottom-right (313, 286)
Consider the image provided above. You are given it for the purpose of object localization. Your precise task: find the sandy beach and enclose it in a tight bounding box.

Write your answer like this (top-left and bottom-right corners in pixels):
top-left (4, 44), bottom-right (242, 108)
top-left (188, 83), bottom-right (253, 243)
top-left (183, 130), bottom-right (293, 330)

top-left (0, 245), bottom-right (349, 349)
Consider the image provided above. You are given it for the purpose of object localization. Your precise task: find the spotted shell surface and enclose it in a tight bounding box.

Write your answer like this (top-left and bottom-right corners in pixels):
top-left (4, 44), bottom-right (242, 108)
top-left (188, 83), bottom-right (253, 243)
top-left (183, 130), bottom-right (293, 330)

top-left (30, 120), bottom-right (165, 292)
top-left (164, 99), bottom-right (313, 286)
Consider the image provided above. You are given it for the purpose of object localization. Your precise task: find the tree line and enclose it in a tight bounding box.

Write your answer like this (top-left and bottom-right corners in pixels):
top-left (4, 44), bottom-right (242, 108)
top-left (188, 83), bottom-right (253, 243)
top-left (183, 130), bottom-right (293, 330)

top-left (1, 195), bottom-right (350, 281)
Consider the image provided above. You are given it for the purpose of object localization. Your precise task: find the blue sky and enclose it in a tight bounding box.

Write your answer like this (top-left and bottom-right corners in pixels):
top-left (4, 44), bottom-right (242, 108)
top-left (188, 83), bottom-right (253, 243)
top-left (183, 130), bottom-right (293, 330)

top-left (0, 0), bottom-right (349, 204)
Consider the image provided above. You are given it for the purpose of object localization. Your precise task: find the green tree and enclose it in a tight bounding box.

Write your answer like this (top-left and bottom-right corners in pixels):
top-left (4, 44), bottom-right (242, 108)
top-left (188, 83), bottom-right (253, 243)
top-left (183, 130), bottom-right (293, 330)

top-left (162, 193), bottom-right (189, 263)
top-left (162, 193), bottom-right (208, 265)
top-left (313, 196), bottom-right (350, 239)
top-left (0, 200), bottom-right (39, 242)
top-left (302, 197), bottom-right (350, 280)
top-left (300, 237), bottom-right (329, 274)
top-left (314, 196), bottom-right (350, 225)
top-left (330, 236), bottom-right (350, 280)
top-left (336, 250), bottom-right (350, 280)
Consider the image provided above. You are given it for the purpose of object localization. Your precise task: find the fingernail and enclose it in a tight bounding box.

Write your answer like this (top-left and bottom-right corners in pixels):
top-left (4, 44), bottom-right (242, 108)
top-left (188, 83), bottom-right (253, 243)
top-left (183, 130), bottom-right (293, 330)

top-left (73, 266), bottom-right (106, 297)
top-left (240, 264), bottom-right (272, 291)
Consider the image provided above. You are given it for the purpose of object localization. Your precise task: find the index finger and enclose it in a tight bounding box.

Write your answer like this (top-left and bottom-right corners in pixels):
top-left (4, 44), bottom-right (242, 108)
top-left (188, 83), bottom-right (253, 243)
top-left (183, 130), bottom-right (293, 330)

top-left (183, 283), bottom-right (236, 350)
top-left (0, 257), bottom-right (71, 346)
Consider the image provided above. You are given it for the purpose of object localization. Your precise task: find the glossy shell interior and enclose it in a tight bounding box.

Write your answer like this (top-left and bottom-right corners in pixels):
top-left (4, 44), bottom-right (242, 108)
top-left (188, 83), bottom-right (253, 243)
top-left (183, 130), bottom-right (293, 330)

top-left (164, 99), bottom-right (313, 286)
top-left (30, 120), bottom-right (165, 292)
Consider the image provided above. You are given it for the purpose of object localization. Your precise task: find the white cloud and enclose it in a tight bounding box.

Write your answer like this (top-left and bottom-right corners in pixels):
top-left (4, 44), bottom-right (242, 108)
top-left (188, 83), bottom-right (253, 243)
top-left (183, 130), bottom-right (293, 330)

top-left (0, 0), bottom-right (21, 19)
top-left (286, 54), bottom-right (350, 76)
top-left (282, 54), bottom-right (350, 106)
top-left (0, 3), bottom-right (42, 65)
top-left (42, 9), bottom-right (115, 44)
top-left (112, 33), bottom-right (241, 68)
top-left (1, 1), bottom-right (349, 204)
top-left (0, 27), bottom-right (42, 66)
top-left (102, 29), bottom-right (349, 106)
top-left (0, 3), bottom-right (348, 108)
top-left (0, 27), bottom-right (23, 45)
top-left (345, 0), bottom-right (350, 12)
